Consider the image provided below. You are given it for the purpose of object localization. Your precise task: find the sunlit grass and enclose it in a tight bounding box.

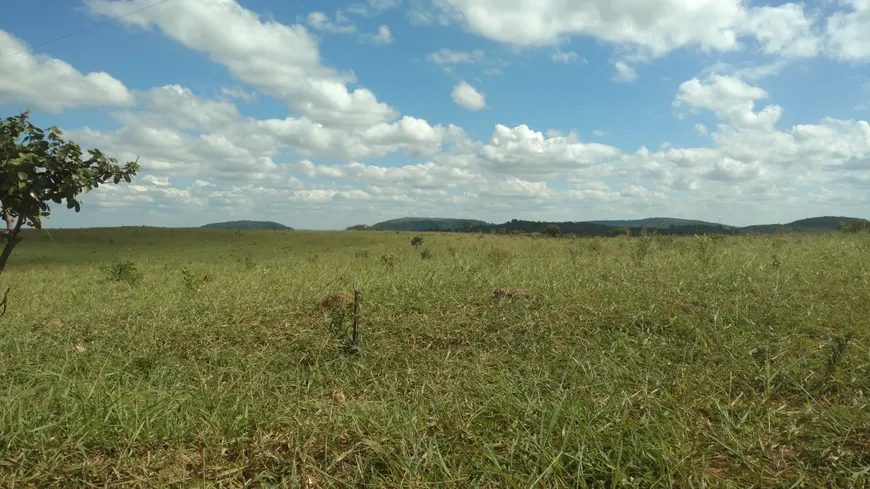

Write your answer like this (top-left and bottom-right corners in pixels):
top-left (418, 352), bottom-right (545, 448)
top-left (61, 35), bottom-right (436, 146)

top-left (0, 229), bottom-right (868, 487)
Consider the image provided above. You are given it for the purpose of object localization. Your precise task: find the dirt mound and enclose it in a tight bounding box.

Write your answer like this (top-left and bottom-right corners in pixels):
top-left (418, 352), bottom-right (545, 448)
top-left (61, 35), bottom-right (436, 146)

top-left (319, 291), bottom-right (354, 311)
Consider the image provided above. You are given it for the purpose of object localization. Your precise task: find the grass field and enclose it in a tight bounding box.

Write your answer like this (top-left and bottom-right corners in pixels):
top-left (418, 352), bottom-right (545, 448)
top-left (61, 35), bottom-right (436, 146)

top-left (0, 228), bottom-right (868, 487)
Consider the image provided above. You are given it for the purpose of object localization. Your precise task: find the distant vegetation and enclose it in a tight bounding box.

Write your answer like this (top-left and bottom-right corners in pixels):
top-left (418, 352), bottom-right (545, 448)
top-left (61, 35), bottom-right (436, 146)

top-left (369, 215), bottom-right (867, 236)
top-left (369, 217), bottom-right (489, 231)
top-left (201, 220), bottom-right (293, 230)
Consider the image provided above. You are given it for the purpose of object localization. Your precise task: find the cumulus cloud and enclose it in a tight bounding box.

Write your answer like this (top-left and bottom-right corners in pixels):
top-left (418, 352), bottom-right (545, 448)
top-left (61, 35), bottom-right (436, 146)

top-left (85, 0), bottom-right (397, 127)
top-left (674, 74), bottom-right (782, 130)
top-left (479, 124), bottom-right (621, 176)
top-left (10, 0), bottom-right (869, 230)
top-left (451, 81), bottom-right (486, 110)
top-left (825, 0), bottom-right (870, 62)
top-left (0, 30), bottom-right (134, 112)
top-left (740, 3), bottom-right (822, 58)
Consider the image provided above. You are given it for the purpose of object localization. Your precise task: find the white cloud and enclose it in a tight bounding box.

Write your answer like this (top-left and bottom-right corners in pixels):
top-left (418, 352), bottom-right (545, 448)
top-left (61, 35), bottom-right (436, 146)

top-left (428, 48), bottom-right (485, 65)
top-left (8, 0), bottom-right (869, 230)
top-left (364, 25), bottom-right (393, 44)
top-left (0, 30), bottom-right (134, 112)
top-left (674, 74), bottom-right (782, 130)
top-left (451, 81), bottom-right (486, 110)
top-left (703, 60), bottom-right (787, 82)
top-left (85, 0), bottom-right (397, 127)
top-left (305, 11), bottom-right (357, 34)
top-left (427, 0), bottom-right (747, 57)
top-left (740, 3), bottom-right (822, 58)
top-left (347, 0), bottom-right (402, 16)
top-left (552, 50), bottom-right (579, 63)
top-left (613, 61), bottom-right (638, 82)
top-left (826, 0), bottom-right (870, 62)
top-left (219, 86), bottom-right (257, 102)
top-left (479, 124), bottom-right (620, 176)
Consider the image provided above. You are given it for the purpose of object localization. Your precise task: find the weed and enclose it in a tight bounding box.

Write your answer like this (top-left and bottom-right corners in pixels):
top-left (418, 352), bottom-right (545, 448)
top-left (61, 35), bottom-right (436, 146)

top-left (354, 249), bottom-right (370, 259)
top-left (99, 259), bottom-right (142, 285)
top-left (694, 234), bottom-right (715, 264)
top-left (420, 248), bottom-right (433, 260)
top-left (632, 226), bottom-right (654, 262)
top-left (380, 252), bottom-right (396, 268)
top-left (181, 267), bottom-right (212, 291)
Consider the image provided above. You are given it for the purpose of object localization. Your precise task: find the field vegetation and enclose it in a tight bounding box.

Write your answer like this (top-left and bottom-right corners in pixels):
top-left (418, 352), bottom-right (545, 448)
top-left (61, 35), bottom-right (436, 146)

top-left (0, 227), bottom-right (868, 487)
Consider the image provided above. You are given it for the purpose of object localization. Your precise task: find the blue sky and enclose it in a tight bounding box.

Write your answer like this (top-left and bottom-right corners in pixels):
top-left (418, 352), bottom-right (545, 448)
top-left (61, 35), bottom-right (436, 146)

top-left (1, 0), bottom-right (869, 229)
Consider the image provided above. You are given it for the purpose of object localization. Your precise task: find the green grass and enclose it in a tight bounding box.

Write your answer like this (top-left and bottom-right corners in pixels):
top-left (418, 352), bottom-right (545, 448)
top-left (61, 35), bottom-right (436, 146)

top-left (1, 229), bottom-right (868, 487)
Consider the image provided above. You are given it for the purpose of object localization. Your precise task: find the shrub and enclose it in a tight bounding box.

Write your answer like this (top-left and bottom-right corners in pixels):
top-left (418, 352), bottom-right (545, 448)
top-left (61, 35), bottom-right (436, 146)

top-left (544, 224), bottom-right (561, 238)
top-left (608, 226), bottom-right (631, 237)
top-left (420, 248), bottom-right (433, 260)
top-left (100, 259), bottom-right (142, 285)
top-left (181, 267), bottom-right (213, 291)
top-left (380, 252), bottom-right (396, 268)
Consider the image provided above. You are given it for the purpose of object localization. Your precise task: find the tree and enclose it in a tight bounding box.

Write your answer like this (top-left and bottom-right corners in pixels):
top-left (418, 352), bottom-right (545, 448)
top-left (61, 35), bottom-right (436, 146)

top-left (463, 220), bottom-right (473, 232)
top-left (411, 236), bottom-right (423, 248)
top-left (1, 110), bottom-right (140, 277)
top-left (544, 224), bottom-right (561, 238)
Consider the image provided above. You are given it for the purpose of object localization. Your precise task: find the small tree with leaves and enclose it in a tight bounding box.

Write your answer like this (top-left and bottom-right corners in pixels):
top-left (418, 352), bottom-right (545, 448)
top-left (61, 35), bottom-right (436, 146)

top-left (1, 110), bottom-right (140, 276)
top-left (544, 224), bottom-right (561, 238)
top-left (410, 236), bottom-right (423, 249)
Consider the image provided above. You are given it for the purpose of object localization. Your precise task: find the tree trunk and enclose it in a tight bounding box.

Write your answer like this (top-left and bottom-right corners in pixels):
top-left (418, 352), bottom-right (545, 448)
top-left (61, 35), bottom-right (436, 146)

top-left (0, 210), bottom-right (23, 278)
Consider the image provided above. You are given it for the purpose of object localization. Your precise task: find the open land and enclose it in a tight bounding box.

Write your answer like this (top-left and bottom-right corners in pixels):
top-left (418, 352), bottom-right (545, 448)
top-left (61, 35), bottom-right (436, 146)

top-left (0, 227), bottom-right (868, 487)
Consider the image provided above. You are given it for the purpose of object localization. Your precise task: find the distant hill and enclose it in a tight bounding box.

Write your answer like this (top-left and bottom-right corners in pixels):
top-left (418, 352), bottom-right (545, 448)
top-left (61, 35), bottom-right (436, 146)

top-left (370, 217), bottom-right (490, 231)
top-left (369, 215), bottom-right (865, 236)
top-left (742, 216), bottom-right (864, 234)
top-left (471, 219), bottom-right (615, 236)
top-left (201, 220), bottom-right (293, 230)
top-left (589, 218), bottom-right (733, 229)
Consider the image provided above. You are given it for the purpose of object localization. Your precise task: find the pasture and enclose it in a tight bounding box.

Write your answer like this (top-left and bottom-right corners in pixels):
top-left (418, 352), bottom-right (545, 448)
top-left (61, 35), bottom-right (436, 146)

top-left (0, 228), bottom-right (868, 487)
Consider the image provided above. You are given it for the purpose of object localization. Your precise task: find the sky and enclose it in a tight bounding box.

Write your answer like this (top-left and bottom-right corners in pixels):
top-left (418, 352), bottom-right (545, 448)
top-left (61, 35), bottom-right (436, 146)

top-left (1, 0), bottom-right (869, 229)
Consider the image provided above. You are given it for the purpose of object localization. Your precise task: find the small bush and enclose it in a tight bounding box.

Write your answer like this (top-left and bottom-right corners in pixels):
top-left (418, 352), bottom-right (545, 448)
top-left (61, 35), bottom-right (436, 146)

top-left (181, 267), bottom-right (213, 291)
top-left (420, 248), bottom-right (433, 260)
top-left (354, 249), bottom-right (370, 259)
top-left (608, 226), bottom-right (631, 237)
top-left (100, 259), bottom-right (142, 285)
top-left (380, 252), bottom-right (396, 268)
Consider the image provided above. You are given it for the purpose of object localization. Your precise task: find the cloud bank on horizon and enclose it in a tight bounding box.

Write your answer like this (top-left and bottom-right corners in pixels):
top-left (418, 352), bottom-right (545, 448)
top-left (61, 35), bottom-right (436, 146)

top-left (0, 0), bottom-right (868, 229)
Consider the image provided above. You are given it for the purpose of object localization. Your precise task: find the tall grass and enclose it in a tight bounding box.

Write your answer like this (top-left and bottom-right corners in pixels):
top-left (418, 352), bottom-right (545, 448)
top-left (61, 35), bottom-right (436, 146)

top-left (0, 229), bottom-right (868, 487)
